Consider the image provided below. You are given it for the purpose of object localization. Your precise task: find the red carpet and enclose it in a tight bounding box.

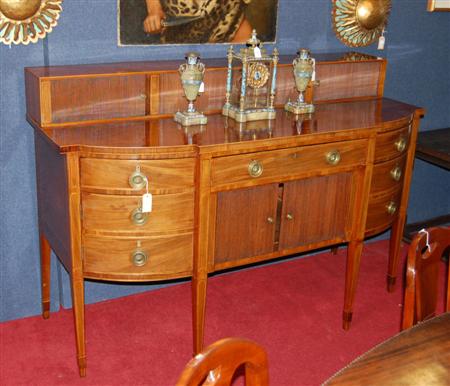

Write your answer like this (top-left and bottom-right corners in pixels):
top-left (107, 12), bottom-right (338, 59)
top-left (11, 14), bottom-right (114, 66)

top-left (0, 239), bottom-right (445, 385)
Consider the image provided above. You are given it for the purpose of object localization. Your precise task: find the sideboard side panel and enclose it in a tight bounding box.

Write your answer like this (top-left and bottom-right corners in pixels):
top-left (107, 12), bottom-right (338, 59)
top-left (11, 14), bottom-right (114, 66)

top-left (34, 132), bottom-right (72, 271)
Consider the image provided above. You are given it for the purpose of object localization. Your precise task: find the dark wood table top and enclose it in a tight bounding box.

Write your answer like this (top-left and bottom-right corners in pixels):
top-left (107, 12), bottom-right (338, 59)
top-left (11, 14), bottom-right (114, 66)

top-left (415, 127), bottom-right (450, 170)
top-left (325, 313), bottom-right (450, 385)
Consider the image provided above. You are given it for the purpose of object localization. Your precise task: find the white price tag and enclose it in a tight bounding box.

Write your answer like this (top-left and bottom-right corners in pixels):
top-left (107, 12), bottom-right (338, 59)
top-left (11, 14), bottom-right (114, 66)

top-left (142, 193), bottom-right (152, 213)
top-left (254, 46), bottom-right (262, 58)
top-left (199, 82), bottom-right (205, 92)
top-left (378, 35), bottom-right (385, 50)
top-left (311, 58), bottom-right (316, 81)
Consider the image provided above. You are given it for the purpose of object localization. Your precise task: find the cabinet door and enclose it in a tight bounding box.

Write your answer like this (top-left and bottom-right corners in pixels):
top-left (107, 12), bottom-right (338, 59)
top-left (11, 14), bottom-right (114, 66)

top-left (279, 173), bottom-right (352, 249)
top-left (214, 184), bottom-right (279, 266)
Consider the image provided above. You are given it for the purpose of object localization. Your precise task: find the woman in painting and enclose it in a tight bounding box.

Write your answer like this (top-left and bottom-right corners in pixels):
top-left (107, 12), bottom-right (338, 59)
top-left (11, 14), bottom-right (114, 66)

top-left (143, 0), bottom-right (253, 43)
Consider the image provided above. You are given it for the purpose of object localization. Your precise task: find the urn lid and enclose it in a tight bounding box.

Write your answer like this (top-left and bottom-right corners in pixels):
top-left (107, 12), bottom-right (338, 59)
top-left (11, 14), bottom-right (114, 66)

top-left (185, 52), bottom-right (200, 64)
top-left (297, 48), bottom-right (311, 59)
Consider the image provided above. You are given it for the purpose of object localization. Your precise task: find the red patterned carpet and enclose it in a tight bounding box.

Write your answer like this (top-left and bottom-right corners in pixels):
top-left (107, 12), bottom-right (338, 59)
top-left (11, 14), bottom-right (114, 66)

top-left (2, 239), bottom-right (444, 385)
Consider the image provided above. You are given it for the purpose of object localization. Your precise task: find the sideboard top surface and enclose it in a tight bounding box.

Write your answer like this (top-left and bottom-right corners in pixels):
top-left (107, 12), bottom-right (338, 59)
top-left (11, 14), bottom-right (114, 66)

top-left (25, 52), bottom-right (383, 78)
top-left (34, 98), bottom-right (421, 154)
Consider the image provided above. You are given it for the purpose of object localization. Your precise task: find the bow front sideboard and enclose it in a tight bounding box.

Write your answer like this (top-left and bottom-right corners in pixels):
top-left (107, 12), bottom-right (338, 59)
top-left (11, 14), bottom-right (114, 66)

top-left (25, 53), bottom-right (423, 376)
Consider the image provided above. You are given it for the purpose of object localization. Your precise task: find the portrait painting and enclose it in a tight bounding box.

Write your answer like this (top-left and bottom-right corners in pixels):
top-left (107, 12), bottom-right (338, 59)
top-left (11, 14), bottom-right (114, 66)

top-left (118, 0), bottom-right (279, 45)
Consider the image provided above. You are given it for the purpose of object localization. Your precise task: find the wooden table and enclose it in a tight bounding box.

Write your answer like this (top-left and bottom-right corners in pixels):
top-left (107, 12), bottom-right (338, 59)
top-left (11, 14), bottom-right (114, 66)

top-left (404, 127), bottom-right (450, 241)
top-left (325, 312), bottom-right (450, 385)
top-left (415, 127), bottom-right (450, 170)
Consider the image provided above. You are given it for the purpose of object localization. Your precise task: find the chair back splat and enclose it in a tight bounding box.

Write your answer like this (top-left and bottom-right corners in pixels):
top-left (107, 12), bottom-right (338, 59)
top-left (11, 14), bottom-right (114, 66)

top-left (176, 337), bottom-right (269, 386)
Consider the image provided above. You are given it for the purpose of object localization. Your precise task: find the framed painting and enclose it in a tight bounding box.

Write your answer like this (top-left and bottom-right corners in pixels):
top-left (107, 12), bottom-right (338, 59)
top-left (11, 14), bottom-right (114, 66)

top-left (118, 0), bottom-right (278, 45)
top-left (427, 0), bottom-right (450, 11)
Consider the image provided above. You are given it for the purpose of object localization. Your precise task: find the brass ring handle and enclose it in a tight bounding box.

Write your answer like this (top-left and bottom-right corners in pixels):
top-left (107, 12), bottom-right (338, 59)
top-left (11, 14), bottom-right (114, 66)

top-left (386, 201), bottom-right (397, 215)
top-left (131, 249), bottom-right (148, 267)
top-left (394, 137), bottom-right (407, 152)
top-left (390, 166), bottom-right (402, 182)
top-left (129, 169), bottom-right (147, 190)
top-left (325, 150), bottom-right (341, 165)
top-left (131, 207), bottom-right (149, 226)
top-left (267, 216), bottom-right (274, 224)
top-left (286, 213), bottom-right (294, 220)
top-left (248, 160), bottom-right (263, 178)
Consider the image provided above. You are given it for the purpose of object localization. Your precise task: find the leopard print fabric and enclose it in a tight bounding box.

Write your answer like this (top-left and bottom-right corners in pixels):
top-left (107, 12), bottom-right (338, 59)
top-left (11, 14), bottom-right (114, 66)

top-left (160, 0), bottom-right (250, 43)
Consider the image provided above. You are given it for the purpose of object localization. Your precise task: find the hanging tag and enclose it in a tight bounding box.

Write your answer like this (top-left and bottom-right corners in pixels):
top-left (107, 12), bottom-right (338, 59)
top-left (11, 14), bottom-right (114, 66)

top-left (311, 58), bottom-right (316, 81)
top-left (141, 176), bottom-right (152, 213)
top-left (254, 46), bottom-right (262, 58)
top-left (419, 228), bottom-right (431, 251)
top-left (142, 193), bottom-right (152, 213)
top-left (199, 82), bottom-right (205, 93)
top-left (377, 35), bottom-right (385, 50)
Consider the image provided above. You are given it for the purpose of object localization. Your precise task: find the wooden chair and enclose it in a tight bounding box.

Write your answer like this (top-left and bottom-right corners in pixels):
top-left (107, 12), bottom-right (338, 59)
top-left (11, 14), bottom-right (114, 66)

top-left (402, 226), bottom-right (450, 330)
top-left (176, 337), bottom-right (269, 386)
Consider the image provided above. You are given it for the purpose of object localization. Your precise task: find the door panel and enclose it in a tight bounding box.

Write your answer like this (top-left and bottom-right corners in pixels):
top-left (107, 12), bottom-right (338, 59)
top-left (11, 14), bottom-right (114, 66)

top-left (214, 184), bottom-right (278, 265)
top-left (279, 173), bottom-right (352, 249)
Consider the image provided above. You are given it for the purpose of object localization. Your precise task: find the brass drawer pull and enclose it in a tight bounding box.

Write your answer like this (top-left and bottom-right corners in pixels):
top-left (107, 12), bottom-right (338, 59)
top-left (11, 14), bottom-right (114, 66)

top-left (131, 249), bottom-right (148, 267)
top-left (248, 160), bottom-right (263, 178)
top-left (129, 166), bottom-right (147, 190)
top-left (394, 137), bottom-right (407, 152)
top-left (386, 201), bottom-right (397, 215)
top-left (267, 216), bottom-right (274, 224)
top-left (390, 166), bottom-right (402, 181)
top-left (131, 207), bottom-right (149, 226)
top-left (286, 213), bottom-right (294, 220)
top-left (325, 150), bottom-right (341, 165)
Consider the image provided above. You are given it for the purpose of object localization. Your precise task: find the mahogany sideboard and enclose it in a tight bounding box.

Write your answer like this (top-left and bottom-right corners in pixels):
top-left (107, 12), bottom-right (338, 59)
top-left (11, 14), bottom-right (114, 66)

top-left (25, 52), bottom-right (424, 376)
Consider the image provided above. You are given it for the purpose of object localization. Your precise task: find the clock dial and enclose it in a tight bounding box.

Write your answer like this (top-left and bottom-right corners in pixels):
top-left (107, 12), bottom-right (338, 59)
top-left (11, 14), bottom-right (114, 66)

top-left (247, 63), bottom-right (270, 89)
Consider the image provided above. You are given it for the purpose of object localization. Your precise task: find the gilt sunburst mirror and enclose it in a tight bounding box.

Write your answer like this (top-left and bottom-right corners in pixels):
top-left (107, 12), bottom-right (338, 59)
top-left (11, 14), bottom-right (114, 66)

top-left (0, 0), bottom-right (63, 45)
top-left (332, 0), bottom-right (391, 47)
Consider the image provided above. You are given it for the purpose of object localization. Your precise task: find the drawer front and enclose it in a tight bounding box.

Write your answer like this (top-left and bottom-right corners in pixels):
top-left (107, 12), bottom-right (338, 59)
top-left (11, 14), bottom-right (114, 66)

top-left (80, 158), bottom-right (195, 194)
top-left (82, 192), bottom-right (194, 235)
top-left (370, 155), bottom-right (407, 195)
top-left (365, 188), bottom-right (402, 232)
top-left (374, 126), bottom-right (410, 163)
top-left (211, 139), bottom-right (368, 188)
top-left (83, 234), bottom-right (193, 279)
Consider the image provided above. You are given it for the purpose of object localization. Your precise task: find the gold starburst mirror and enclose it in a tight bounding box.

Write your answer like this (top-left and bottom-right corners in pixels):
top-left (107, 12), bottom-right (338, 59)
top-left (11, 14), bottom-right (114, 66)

top-left (0, 0), bottom-right (63, 45)
top-left (332, 0), bottom-right (391, 47)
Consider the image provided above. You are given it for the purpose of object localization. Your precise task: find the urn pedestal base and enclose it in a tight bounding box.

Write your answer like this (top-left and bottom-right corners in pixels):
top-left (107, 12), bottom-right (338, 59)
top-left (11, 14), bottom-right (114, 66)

top-left (174, 111), bottom-right (207, 126)
top-left (222, 103), bottom-right (276, 123)
top-left (284, 101), bottom-right (315, 115)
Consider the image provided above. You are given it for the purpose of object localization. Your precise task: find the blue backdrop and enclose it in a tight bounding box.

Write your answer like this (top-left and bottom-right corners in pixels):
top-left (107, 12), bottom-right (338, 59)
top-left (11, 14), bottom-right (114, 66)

top-left (1, 0), bottom-right (449, 322)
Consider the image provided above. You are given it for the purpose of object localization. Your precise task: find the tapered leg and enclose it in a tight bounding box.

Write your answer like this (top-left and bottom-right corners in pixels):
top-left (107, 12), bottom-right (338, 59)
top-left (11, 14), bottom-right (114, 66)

top-left (343, 240), bottom-right (364, 330)
top-left (387, 216), bottom-right (405, 292)
top-left (192, 272), bottom-right (208, 354)
top-left (70, 270), bottom-right (86, 377)
top-left (40, 234), bottom-right (51, 319)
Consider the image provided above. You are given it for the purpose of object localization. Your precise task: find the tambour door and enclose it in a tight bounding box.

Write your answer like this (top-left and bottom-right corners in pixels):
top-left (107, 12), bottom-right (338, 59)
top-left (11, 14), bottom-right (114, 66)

top-left (279, 173), bottom-right (353, 250)
top-left (214, 184), bottom-right (279, 267)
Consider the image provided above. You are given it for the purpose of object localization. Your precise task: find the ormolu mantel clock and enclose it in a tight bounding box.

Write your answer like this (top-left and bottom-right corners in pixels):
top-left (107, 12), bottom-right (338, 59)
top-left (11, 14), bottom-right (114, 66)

top-left (223, 30), bottom-right (279, 123)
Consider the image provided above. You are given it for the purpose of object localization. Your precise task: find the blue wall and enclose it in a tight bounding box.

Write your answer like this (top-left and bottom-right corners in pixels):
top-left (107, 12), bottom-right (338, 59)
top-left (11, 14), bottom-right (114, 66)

top-left (1, 0), bottom-right (449, 321)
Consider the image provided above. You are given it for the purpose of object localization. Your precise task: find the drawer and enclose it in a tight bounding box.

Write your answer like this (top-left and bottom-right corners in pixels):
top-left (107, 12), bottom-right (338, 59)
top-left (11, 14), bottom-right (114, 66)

top-left (83, 234), bottom-right (193, 280)
top-left (374, 126), bottom-right (410, 163)
top-left (80, 158), bottom-right (195, 194)
top-left (211, 139), bottom-right (368, 188)
top-left (81, 192), bottom-right (194, 235)
top-left (365, 188), bottom-right (402, 233)
top-left (370, 155), bottom-right (407, 196)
